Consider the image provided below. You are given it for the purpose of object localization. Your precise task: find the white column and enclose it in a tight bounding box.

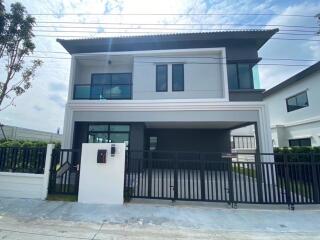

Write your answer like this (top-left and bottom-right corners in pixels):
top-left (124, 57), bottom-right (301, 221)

top-left (78, 143), bottom-right (126, 205)
top-left (41, 144), bottom-right (55, 200)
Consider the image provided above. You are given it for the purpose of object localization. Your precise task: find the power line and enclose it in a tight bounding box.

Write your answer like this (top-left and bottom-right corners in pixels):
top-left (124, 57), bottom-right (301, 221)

top-left (30, 12), bottom-right (316, 17)
top-left (32, 29), bottom-right (318, 36)
top-left (35, 21), bottom-right (319, 29)
top-left (33, 34), bottom-right (320, 42)
top-left (34, 25), bottom-right (318, 33)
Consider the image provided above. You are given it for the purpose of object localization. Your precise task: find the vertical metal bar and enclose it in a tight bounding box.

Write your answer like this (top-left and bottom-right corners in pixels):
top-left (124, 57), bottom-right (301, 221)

top-left (242, 162), bottom-right (248, 203)
top-left (266, 163), bottom-right (272, 203)
top-left (227, 159), bottom-right (234, 205)
top-left (255, 153), bottom-right (264, 203)
top-left (247, 162), bottom-right (253, 203)
top-left (283, 153), bottom-right (292, 205)
top-left (147, 151), bottom-right (152, 198)
top-left (200, 153), bottom-right (205, 201)
top-left (188, 163), bottom-right (191, 200)
top-left (270, 163), bottom-right (276, 203)
top-left (311, 153), bottom-right (319, 203)
top-left (174, 153), bottom-right (178, 201)
top-left (214, 161), bottom-right (218, 201)
top-left (237, 162), bottom-right (242, 202)
top-left (274, 161), bottom-right (281, 203)
top-left (233, 161), bottom-right (238, 202)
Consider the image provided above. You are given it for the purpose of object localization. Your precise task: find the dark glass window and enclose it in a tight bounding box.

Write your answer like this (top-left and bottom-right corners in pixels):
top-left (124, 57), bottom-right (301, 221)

top-left (172, 64), bottom-right (184, 91)
top-left (238, 64), bottom-right (253, 89)
top-left (88, 123), bottom-right (130, 149)
top-left (289, 138), bottom-right (311, 147)
top-left (156, 65), bottom-right (168, 92)
top-left (227, 64), bottom-right (238, 89)
top-left (286, 91), bottom-right (309, 112)
top-left (89, 73), bottom-right (132, 100)
top-left (227, 63), bottom-right (253, 90)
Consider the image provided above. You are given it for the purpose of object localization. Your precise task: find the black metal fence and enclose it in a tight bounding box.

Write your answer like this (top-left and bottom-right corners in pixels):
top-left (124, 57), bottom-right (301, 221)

top-left (124, 151), bottom-right (320, 206)
top-left (0, 147), bottom-right (47, 174)
top-left (48, 149), bottom-right (81, 195)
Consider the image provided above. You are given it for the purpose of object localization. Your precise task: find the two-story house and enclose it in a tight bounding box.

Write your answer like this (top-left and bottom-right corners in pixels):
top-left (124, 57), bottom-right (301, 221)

top-left (264, 61), bottom-right (320, 147)
top-left (58, 30), bottom-right (277, 155)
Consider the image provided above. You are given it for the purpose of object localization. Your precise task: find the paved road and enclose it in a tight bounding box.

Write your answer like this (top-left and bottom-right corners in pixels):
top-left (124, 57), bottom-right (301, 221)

top-left (0, 198), bottom-right (319, 239)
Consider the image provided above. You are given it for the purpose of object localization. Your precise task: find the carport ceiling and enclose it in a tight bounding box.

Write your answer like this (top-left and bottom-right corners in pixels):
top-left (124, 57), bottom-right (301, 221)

top-left (145, 122), bottom-right (252, 129)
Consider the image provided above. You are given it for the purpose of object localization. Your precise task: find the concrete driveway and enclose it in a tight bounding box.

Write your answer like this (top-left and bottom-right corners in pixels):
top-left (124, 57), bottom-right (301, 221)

top-left (0, 198), bottom-right (319, 239)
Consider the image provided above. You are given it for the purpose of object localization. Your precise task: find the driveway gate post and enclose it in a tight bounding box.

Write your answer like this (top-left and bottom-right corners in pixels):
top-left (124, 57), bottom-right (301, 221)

top-left (255, 153), bottom-right (264, 203)
top-left (227, 159), bottom-right (234, 205)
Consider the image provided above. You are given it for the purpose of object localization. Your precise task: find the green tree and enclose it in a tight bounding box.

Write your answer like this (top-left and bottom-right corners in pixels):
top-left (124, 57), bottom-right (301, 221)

top-left (0, 0), bottom-right (42, 111)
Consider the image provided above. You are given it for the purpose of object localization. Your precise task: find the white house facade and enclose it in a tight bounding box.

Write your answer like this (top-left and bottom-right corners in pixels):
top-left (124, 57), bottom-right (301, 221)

top-left (58, 31), bottom-right (277, 156)
top-left (264, 61), bottom-right (320, 147)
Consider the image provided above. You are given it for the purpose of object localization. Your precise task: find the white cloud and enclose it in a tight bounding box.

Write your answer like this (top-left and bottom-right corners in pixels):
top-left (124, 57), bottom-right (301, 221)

top-left (258, 1), bottom-right (320, 89)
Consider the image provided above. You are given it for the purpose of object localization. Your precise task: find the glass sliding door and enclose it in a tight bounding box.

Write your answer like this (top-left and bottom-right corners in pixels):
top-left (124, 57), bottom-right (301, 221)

top-left (87, 123), bottom-right (130, 149)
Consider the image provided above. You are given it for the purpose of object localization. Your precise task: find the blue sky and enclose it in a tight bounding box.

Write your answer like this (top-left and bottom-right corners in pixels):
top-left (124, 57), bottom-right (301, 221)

top-left (0, 0), bottom-right (319, 133)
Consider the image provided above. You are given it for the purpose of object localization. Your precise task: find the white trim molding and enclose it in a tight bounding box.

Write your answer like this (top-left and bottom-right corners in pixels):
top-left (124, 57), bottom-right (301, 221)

top-left (62, 100), bottom-right (273, 156)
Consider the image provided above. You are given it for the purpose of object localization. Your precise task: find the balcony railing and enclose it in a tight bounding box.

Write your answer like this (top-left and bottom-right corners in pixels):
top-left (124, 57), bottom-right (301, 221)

top-left (73, 84), bottom-right (132, 100)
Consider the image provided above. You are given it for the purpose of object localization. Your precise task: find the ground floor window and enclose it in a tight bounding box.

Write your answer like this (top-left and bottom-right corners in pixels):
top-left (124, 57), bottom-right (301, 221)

top-left (88, 124), bottom-right (130, 149)
top-left (288, 138), bottom-right (311, 147)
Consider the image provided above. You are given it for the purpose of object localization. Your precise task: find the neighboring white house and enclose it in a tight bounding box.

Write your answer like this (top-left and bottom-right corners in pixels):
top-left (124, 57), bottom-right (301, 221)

top-left (58, 30), bottom-right (277, 155)
top-left (264, 61), bottom-right (320, 147)
top-left (0, 125), bottom-right (62, 142)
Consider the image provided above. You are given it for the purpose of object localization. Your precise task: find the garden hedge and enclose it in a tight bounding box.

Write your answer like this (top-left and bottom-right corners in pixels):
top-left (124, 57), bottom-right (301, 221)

top-left (0, 139), bottom-right (61, 149)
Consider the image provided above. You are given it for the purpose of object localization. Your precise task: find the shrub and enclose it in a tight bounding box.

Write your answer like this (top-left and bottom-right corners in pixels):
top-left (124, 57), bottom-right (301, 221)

top-left (0, 139), bottom-right (61, 148)
top-left (274, 146), bottom-right (320, 162)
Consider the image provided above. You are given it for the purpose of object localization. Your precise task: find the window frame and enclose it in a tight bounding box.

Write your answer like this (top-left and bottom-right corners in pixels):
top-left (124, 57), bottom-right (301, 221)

top-left (227, 62), bottom-right (254, 90)
top-left (288, 138), bottom-right (311, 147)
top-left (87, 123), bottom-right (130, 146)
top-left (172, 64), bottom-right (184, 92)
top-left (90, 73), bottom-right (132, 100)
top-left (156, 64), bottom-right (168, 92)
top-left (286, 91), bottom-right (309, 112)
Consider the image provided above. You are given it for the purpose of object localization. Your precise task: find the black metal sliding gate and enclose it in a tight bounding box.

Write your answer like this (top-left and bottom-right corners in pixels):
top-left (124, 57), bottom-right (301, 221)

top-left (124, 151), bottom-right (320, 206)
top-left (48, 149), bottom-right (81, 195)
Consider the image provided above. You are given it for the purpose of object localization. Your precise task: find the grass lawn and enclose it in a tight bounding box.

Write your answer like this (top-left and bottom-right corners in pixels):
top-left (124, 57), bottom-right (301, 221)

top-left (47, 194), bottom-right (78, 202)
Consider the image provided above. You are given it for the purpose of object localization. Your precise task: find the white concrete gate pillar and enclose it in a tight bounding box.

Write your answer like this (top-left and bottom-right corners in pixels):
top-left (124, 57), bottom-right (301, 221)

top-left (78, 143), bottom-right (126, 205)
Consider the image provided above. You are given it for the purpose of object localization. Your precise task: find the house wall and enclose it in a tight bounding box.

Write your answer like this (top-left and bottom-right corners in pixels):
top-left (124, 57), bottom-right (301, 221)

top-left (62, 101), bottom-right (273, 156)
top-left (132, 52), bottom-right (225, 100)
top-left (264, 70), bottom-right (320, 147)
top-left (75, 62), bottom-right (133, 85)
top-left (0, 173), bottom-right (45, 199)
top-left (71, 48), bottom-right (228, 101)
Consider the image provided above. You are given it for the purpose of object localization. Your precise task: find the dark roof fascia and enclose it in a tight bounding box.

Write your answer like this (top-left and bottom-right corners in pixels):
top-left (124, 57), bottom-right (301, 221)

top-left (263, 61), bottom-right (320, 97)
top-left (57, 29), bottom-right (278, 54)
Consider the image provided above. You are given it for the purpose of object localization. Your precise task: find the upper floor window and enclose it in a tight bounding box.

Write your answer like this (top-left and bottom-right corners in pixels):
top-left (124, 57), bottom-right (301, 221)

top-left (286, 91), bottom-right (308, 112)
top-left (73, 73), bottom-right (132, 100)
top-left (156, 65), bottom-right (168, 92)
top-left (227, 63), bottom-right (254, 90)
top-left (289, 138), bottom-right (311, 147)
top-left (172, 64), bottom-right (184, 91)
